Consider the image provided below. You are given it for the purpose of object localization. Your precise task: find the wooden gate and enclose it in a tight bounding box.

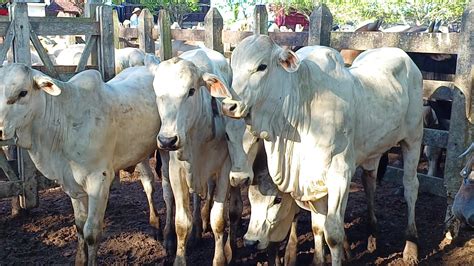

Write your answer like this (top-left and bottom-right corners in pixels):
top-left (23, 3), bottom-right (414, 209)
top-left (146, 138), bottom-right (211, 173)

top-left (0, 1), bottom-right (116, 212)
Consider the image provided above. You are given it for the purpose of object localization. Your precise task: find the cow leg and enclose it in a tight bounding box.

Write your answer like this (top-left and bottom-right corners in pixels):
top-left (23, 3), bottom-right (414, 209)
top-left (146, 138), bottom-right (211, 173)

top-left (201, 179), bottom-right (215, 233)
top-left (311, 211), bottom-right (326, 265)
top-left (160, 151), bottom-right (176, 256)
top-left (267, 242), bottom-right (281, 266)
top-left (170, 165), bottom-right (192, 265)
top-left (284, 219), bottom-right (298, 266)
top-left (324, 162), bottom-right (353, 266)
top-left (361, 159), bottom-right (379, 253)
top-left (424, 145), bottom-right (442, 177)
top-left (71, 196), bottom-right (88, 266)
top-left (136, 160), bottom-right (162, 240)
top-left (83, 169), bottom-right (114, 265)
top-left (226, 185), bottom-right (242, 262)
top-left (211, 162), bottom-right (232, 265)
top-left (401, 139), bottom-right (420, 264)
top-left (190, 193), bottom-right (203, 246)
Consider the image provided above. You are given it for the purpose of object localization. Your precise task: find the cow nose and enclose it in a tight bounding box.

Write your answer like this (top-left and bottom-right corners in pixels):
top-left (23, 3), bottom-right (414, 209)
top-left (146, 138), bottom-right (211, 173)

top-left (223, 102), bottom-right (238, 115)
top-left (243, 239), bottom-right (259, 249)
top-left (157, 135), bottom-right (178, 150)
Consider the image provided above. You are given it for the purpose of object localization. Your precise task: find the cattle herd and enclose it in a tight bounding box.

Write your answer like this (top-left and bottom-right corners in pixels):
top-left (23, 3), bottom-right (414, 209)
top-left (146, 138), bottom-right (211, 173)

top-left (0, 30), bottom-right (473, 266)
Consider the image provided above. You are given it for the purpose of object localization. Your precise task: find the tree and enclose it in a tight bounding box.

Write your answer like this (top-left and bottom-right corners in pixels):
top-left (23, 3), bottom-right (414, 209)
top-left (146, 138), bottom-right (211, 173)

top-left (140, 0), bottom-right (199, 26)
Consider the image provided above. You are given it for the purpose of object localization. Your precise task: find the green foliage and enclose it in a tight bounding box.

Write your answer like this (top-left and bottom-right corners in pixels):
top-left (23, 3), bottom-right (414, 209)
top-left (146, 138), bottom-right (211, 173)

top-left (253, 0), bottom-right (469, 27)
top-left (140, 0), bottom-right (199, 25)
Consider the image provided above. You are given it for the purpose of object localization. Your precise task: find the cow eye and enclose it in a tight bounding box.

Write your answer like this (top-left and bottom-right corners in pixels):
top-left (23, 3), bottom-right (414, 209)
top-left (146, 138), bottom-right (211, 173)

top-left (188, 88), bottom-right (195, 97)
top-left (273, 196), bottom-right (282, 205)
top-left (19, 91), bottom-right (28, 98)
top-left (256, 64), bottom-right (267, 72)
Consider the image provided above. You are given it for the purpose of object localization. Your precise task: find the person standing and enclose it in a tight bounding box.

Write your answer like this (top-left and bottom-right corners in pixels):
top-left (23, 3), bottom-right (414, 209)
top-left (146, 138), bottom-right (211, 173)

top-left (130, 7), bottom-right (141, 28)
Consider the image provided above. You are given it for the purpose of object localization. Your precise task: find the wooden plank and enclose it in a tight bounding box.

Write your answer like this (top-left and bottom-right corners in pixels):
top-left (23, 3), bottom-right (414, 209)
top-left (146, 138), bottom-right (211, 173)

top-left (423, 128), bottom-right (449, 148)
top-left (0, 21), bottom-right (10, 37)
top-left (423, 80), bottom-right (453, 101)
top-left (204, 8), bottom-right (223, 54)
top-left (158, 9), bottom-right (172, 61)
top-left (222, 30), bottom-right (253, 45)
top-left (308, 4), bottom-right (333, 46)
top-left (11, 2), bottom-right (31, 66)
top-left (384, 166), bottom-right (446, 197)
top-left (138, 8), bottom-right (154, 53)
top-left (29, 27), bottom-right (59, 79)
top-left (29, 17), bottom-right (99, 36)
top-left (113, 10), bottom-right (122, 49)
top-left (269, 32), bottom-right (308, 47)
top-left (330, 32), bottom-right (460, 54)
top-left (75, 35), bottom-right (97, 73)
top-left (0, 155), bottom-right (18, 182)
top-left (254, 4), bottom-right (268, 35)
top-left (97, 5), bottom-right (115, 81)
top-left (0, 181), bottom-right (22, 198)
top-left (119, 27), bottom-right (138, 39)
top-left (17, 148), bottom-right (38, 209)
top-left (33, 65), bottom-right (98, 74)
top-left (0, 23), bottom-right (14, 63)
top-left (171, 29), bottom-right (205, 42)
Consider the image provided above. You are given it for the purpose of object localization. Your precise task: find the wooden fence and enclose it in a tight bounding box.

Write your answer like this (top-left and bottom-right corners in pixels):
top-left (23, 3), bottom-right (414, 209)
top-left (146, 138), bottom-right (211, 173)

top-left (121, 3), bottom-right (473, 231)
top-left (0, 2), bottom-right (116, 212)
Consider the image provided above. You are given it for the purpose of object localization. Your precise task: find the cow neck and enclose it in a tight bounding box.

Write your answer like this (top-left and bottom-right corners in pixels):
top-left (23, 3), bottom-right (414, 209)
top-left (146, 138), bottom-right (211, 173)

top-left (192, 88), bottom-right (216, 142)
top-left (253, 61), bottom-right (313, 144)
top-left (32, 83), bottom-right (69, 154)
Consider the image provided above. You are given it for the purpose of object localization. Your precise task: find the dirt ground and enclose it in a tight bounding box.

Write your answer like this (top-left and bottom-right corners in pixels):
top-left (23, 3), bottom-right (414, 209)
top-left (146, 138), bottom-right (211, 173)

top-left (0, 156), bottom-right (473, 265)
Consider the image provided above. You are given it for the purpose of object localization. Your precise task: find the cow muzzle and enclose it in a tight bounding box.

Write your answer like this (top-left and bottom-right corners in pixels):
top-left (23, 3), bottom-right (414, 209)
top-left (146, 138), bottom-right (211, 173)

top-left (229, 170), bottom-right (253, 187)
top-left (222, 98), bottom-right (247, 119)
top-left (157, 135), bottom-right (180, 151)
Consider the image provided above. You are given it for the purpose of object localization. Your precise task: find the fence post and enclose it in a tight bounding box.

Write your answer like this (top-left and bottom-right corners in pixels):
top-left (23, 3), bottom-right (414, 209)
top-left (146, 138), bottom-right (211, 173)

top-left (308, 4), bottom-right (333, 46)
top-left (113, 9), bottom-right (123, 49)
top-left (86, 2), bottom-right (100, 66)
top-left (204, 8), bottom-right (223, 54)
top-left (138, 8), bottom-right (154, 53)
top-left (97, 5), bottom-right (115, 81)
top-left (253, 4), bottom-right (268, 35)
top-left (11, 1), bottom-right (38, 210)
top-left (11, 2), bottom-right (31, 65)
top-left (443, 2), bottom-right (474, 240)
top-left (158, 9), bottom-right (172, 61)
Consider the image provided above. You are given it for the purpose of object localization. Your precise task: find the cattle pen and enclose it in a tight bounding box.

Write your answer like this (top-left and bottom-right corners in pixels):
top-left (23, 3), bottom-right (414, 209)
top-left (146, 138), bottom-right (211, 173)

top-left (0, 0), bottom-right (472, 264)
top-left (118, 3), bottom-right (474, 235)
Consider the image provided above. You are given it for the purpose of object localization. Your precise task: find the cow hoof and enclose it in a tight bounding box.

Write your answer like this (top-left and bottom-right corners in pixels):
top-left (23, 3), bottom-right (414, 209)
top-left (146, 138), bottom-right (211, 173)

top-left (367, 235), bottom-right (377, 253)
top-left (402, 241), bottom-right (418, 265)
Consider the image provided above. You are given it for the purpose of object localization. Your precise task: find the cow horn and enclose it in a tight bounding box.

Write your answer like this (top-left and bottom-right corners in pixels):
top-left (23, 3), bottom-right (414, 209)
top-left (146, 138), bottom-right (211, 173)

top-left (458, 142), bottom-right (474, 158)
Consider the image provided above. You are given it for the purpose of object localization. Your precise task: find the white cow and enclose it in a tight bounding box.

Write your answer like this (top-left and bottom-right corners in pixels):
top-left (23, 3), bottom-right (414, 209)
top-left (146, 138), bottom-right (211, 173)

top-left (207, 35), bottom-right (423, 265)
top-left (114, 47), bottom-right (146, 73)
top-left (0, 64), bottom-right (162, 265)
top-left (146, 48), bottom-right (244, 265)
top-left (55, 45), bottom-right (146, 74)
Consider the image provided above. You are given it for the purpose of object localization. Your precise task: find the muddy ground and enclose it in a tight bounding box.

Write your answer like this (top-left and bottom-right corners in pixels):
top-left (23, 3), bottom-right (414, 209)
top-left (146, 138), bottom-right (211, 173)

top-left (0, 156), bottom-right (473, 265)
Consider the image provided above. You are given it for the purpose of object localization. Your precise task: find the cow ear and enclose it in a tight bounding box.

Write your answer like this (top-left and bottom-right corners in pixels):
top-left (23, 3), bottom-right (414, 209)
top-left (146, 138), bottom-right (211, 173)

top-left (278, 49), bottom-right (300, 72)
top-left (201, 73), bottom-right (231, 98)
top-left (33, 74), bottom-right (61, 96)
top-left (145, 53), bottom-right (160, 73)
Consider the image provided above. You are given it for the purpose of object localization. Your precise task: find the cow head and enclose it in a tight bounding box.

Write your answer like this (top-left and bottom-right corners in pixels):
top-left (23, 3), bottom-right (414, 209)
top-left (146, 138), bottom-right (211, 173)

top-left (453, 143), bottom-right (474, 228)
top-left (245, 173), bottom-right (298, 250)
top-left (207, 35), bottom-right (299, 120)
top-left (146, 56), bottom-right (227, 151)
top-left (0, 64), bottom-right (61, 148)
